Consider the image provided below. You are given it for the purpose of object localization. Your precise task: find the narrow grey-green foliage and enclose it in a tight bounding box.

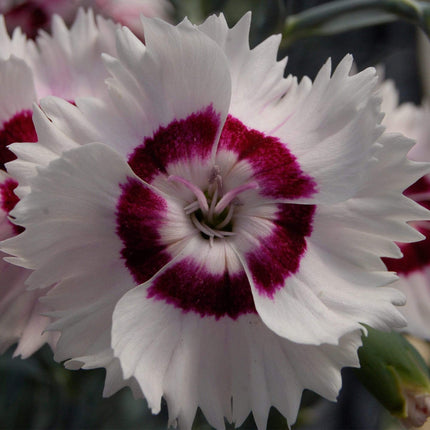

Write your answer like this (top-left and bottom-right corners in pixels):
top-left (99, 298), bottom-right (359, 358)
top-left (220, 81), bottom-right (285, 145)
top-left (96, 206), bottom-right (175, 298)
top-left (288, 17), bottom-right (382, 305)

top-left (283, 0), bottom-right (430, 46)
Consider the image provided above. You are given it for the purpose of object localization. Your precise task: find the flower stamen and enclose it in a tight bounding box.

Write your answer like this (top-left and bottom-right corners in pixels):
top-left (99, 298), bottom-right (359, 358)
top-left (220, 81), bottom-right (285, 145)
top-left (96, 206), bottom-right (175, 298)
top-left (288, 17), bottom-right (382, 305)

top-left (209, 165), bottom-right (223, 191)
top-left (214, 182), bottom-right (259, 214)
top-left (184, 201), bottom-right (200, 215)
top-left (190, 213), bottom-right (225, 239)
top-left (215, 203), bottom-right (235, 230)
top-left (208, 182), bottom-right (219, 224)
top-left (171, 171), bottom-right (256, 245)
top-left (169, 175), bottom-right (209, 213)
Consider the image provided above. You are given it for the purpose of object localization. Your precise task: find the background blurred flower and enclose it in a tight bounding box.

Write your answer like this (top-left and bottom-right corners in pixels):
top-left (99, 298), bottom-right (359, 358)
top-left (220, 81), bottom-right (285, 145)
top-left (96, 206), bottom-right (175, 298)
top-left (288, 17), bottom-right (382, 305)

top-left (0, 0), bottom-right (172, 39)
top-left (0, 8), bottom-right (119, 358)
top-left (379, 79), bottom-right (430, 341)
top-left (0, 169), bottom-right (57, 358)
top-left (0, 0), bottom-right (79, 38)
top-left (90, 0), bottom-right (173, 38)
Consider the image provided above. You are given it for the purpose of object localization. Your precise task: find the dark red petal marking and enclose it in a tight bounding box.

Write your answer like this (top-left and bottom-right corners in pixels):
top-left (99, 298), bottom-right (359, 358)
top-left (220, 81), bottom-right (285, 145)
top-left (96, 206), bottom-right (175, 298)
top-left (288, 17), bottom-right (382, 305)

top-left (147, 258), bottom-right (256, 319)
top-left (407, 176), bottom-right (430, 199)
top-left (247, 204), bottom-right (315, 297)
top-left (120, 112), bottom-right (316, 317)
top-left (0, 178), bottom-right (23, 235)
top-left (128, 105), bottom-right (220, 182)
top-left (0, 110), bottom-right (37, 171)
top-left (383, 176), bottom-right (430, 275)
top-left (383, 226), bottom-right (430, 276)
top-left (116, 178), bottom-right (171, 283)
top-left (4, 2), bottom-right (49, 39)
top-left (218, 115), bottom-right (317, 199)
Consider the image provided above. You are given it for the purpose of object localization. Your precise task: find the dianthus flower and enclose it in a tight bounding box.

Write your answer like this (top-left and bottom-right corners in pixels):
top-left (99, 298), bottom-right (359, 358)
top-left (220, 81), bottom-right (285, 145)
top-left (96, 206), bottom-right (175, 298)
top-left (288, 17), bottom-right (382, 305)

top-left (0, 9), bottom-right (119, 357)
top-left (91, 0), bottom-right (172, 37)
top-left (379, 79), bottom-right (430, 340)
top-left (0, 0), bottom-right (76, 38)
top-left (0, 0), bottom-right (171, 38)
top-left (2, 14), bottom-right (428, 429)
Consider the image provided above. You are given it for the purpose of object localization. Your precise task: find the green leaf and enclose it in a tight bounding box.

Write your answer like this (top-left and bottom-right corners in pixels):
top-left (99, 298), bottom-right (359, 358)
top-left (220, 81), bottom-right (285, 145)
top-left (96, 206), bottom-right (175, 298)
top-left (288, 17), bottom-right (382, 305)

top-left (355, 327), bottom-right (430, 420)
top-left (282, 0), bottom-right (430, 46)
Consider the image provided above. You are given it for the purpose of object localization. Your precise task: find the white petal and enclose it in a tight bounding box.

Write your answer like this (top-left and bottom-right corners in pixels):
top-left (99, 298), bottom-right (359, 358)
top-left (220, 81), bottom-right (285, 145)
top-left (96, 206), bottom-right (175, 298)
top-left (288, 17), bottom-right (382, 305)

top-left (1, 143), bottom-right (140, 369)
top-left (39, 97), bottom-right (101, 145)
top-left (0, 170), bottom-right (56, 356)
top-left (4, 10), bottom-right (121, 196)
top-left (3, 142), bottom-right (134, 277)
top-left (241, 241), bottom-right (405, 345)
top-left (11, 288), bottom-right (58, 359)
top-left (394, 269), bottom-right (430, 340)
top-left (379, 79), bottom-right (430, 162)
top-left (0, 15), bottom-right (32, 60)
top-left (311, 133), bottom-right (430, 271)
top-left (6, 103), bottom-right (79, 198)
top-left (313, 197), bottom-right (428, 270)
top-left (30, 9), bottom-right (118, 99)
top-left (274, 56), bottom-right (383, 204)
top-left (112, 291), bottom-right (362, 429)
top-left (366, 133), bottom-right (430, 196)
top-left (0, 254), bottom-right (39, 355)
top-left (101, 17), bottom-right (232, 155)
top-left (199, 13), bottom-right (291, 133)
top-left (0, 56), bottom-right (37, 124)
top-left (238, 102), bottom-right (430, 344)
top-left (114, 25), bottom-right (146, 77)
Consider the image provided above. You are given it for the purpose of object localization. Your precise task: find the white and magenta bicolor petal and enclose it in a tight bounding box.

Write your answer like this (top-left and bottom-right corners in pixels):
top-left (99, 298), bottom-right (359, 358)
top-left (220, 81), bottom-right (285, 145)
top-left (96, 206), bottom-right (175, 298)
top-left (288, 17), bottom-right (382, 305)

top-left (112, 293), bottom-right (363, 429)
top-left (0, 0), bottom-right (171, 40)
top-left (0, 0), bottom-right (77, 39)
top-left (0, 9), bottom-right (119, 181)
top-left (0, 10), bottom-right (119, 358)
top-left (0, 56), bottom-right (38, 170)
top-left (0, 14), bottom-right (34, 60)
top-left (378, 79), bottom-right (430, 339)
top-left (0, 170), bottom-right (57, 356)
top-left (3, 143), bottom-right (139, 373)
top-left (2, 12), bottom-right (429, 430)
top-left (383, 187), bottom-right (430, 340)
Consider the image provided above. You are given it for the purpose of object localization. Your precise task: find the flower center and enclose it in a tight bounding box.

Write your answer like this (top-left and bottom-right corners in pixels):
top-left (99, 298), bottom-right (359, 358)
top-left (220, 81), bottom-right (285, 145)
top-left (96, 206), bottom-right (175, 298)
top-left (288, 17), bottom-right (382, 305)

top-left (169, 167), bottom-right (258, 245)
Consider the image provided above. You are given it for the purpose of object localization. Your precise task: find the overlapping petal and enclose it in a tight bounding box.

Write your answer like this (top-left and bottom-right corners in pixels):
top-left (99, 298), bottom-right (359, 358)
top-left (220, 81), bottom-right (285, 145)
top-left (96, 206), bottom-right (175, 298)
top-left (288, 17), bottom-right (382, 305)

top-left (198, 13), bottom-right (291, 133)
top-left (29, 9), bottom-right (118, 99)
top-left (0, 170), bottom-right (57, 356)
top-left (3, 143), bottom-right (140, 369)
top-left (1, 10), bottom-right (120, 194)
top-left (0, 9), bottom-right (121, 358)
top-left (0, 0), bottom-right (172, 40)
top-left (93, 0), bottom-right (173, 38)
top-left (378, 79), bottom-right (430, 339)
top-left (0, 14), bottom-right (34, 60)
top-left (112, 290), bottom-right (362, 429)
top-left (0, 56), bottom-right (36, 125)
